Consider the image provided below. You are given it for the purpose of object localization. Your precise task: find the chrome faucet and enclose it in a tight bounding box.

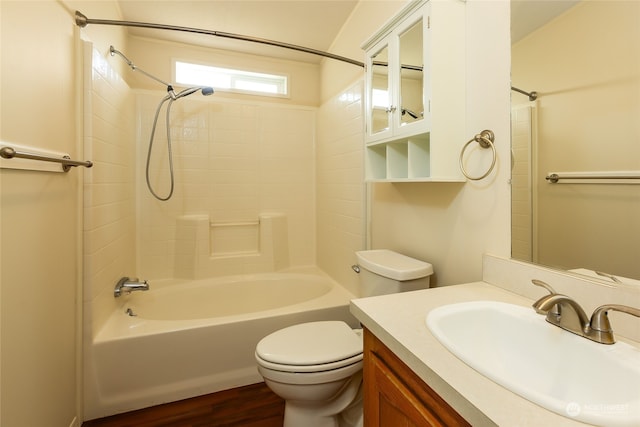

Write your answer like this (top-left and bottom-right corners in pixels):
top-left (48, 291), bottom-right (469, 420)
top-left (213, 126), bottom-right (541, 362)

top-left (114, 277), bottom-right (150, 297)
top-left (531, 279), bottom-right (640, 344)
top-left (589, 304), bottom-right (640, 344)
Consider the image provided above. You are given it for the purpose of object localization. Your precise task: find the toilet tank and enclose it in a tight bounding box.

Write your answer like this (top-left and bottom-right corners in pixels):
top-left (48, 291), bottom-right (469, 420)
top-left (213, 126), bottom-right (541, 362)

top-left (355, 250), bottom-right (434, 297)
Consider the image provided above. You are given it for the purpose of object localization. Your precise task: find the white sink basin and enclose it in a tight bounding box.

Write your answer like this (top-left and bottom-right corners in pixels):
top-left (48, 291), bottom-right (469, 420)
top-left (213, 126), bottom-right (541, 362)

top-left (426, 301), bottom-right (640, 426)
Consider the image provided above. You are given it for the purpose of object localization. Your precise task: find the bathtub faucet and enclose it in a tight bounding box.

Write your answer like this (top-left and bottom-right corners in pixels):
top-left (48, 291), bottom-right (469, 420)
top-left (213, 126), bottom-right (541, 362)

top-left (114, 277), bottom-right (150, 297)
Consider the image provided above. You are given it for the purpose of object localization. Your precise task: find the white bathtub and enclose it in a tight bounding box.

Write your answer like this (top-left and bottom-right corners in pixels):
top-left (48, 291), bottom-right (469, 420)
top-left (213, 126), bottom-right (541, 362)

top-left (85, 269), bottom-right (359, 419)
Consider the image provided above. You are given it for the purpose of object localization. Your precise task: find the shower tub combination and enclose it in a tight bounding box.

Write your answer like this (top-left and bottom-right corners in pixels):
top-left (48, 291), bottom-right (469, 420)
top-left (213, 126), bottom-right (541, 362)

top-left (86, 268), bottom-right (358, 419)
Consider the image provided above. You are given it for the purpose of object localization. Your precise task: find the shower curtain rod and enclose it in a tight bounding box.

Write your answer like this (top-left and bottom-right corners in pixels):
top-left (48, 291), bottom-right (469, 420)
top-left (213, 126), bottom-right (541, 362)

top-left (511, 86), bottom-right (538, 101)
top-left (75, 11), bottom-right (365, 68)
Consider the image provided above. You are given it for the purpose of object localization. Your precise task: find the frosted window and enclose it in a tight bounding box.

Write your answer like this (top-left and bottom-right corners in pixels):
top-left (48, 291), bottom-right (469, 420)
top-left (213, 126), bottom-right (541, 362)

top-left (175, 61), bottom-right (288, 97)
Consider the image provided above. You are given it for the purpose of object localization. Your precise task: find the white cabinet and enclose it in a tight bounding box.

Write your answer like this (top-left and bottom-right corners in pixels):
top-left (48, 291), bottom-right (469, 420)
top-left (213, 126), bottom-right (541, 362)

top-left (362, 0), bottom-right (466, 182)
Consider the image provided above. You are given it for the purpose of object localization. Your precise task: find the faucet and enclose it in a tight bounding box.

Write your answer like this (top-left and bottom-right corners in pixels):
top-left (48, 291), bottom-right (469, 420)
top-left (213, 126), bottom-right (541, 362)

top-left (531, 280), bottom-right (640, 344)
top-left (589, 304), bottom-right (640, 344)
top-left (114, 277), bottom-right (150, 297)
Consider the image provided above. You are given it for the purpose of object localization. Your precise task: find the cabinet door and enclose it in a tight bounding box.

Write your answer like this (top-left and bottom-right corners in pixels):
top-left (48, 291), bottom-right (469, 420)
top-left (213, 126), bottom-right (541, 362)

top-left (363, 328), bottom-right (470, 427)
top-left (394, 12), bottom-right (427, 139)
top-left (364, 6), bottom-right (426, 144)
top-left (367, 41), bottom-right (393, 142)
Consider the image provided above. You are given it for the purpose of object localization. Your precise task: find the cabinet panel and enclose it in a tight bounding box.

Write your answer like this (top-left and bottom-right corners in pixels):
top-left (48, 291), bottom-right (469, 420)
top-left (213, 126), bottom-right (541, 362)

top-left (363, 328), bottom-right (470, 427)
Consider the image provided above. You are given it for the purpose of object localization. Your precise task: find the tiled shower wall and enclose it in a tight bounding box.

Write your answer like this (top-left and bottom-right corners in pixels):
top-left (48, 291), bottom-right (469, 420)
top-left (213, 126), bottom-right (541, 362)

top-left (136, 93), bottom-right (317, 280)
top-left (83, 45), bottom-right (136, 337)
top-left (84, 45), bottom-right (360, 333)
top-left (316, 80), bottom-right (365, 297)
top-left (510, 104), bottom-right (533, 263)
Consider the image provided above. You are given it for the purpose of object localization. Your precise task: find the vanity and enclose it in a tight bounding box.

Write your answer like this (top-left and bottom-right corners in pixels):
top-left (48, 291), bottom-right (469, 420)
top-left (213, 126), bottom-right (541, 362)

top-left (350, 255), bottom-right (640, 426)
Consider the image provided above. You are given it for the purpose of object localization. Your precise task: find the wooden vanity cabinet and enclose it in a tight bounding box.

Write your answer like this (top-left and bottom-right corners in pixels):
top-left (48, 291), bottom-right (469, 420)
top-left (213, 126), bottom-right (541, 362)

top-left (363, 328), bottom-right (470, 427)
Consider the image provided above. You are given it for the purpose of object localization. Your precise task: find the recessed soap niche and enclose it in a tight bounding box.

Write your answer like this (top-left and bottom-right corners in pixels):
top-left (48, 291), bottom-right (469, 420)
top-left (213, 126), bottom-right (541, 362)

top-left (210, 220), bottom-right (260, 256)
top-left (174, 213), bottom-right (290, 279)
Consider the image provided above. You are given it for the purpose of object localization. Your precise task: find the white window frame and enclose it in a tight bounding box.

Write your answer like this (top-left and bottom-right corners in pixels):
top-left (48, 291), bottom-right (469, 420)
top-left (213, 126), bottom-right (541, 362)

top-left (173, 59), bottom-right (289, 98)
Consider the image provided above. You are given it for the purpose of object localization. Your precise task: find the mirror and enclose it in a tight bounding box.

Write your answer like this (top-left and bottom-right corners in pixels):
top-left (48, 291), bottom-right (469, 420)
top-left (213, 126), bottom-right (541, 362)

top-left (510, 0), bottom-right (640, 282)
top-left (371, 45), bottom-right (390, 135)
top-left (399, 18), bottom-right (424, 126)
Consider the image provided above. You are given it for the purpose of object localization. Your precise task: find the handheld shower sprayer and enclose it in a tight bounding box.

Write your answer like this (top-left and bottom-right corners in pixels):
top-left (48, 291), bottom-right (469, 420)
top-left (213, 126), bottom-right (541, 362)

top-left (174, 86), bottom-right (215, 99)
top-left (108, 45), bottom-right (214, 201)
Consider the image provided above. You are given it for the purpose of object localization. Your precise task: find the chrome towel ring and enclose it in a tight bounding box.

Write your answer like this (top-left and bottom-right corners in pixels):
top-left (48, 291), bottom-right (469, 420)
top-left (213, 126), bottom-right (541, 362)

top-left (459, 130), bottom-right (496, 181)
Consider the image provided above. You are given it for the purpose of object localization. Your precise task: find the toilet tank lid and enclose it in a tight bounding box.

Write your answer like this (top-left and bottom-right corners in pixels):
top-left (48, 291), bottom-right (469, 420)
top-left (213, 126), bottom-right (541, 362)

top-left (356, 249), bottom-right (433, 281)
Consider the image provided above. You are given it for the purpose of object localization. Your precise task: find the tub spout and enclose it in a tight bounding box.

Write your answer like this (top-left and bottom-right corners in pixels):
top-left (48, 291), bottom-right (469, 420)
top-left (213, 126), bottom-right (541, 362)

top-left (114, 277), bottom-right (150, 297)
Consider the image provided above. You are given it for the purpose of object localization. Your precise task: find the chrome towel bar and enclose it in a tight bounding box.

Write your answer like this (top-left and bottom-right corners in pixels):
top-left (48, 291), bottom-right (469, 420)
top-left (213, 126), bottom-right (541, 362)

top-left (0, 146), bottom-right (92, 172)
top-left (546, 171), bottom-right (640, 184)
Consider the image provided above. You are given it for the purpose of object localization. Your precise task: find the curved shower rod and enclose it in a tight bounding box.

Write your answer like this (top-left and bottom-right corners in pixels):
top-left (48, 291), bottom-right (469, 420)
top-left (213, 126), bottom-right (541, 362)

top-left (75, 11), bottom-right (364, 68)
top-left (511, 86), bottom-right (538, 101)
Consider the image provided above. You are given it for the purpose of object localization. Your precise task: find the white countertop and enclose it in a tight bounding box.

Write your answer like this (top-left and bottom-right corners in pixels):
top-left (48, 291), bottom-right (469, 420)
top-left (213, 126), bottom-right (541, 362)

top-left (350, 281), bottom-right (595, 426)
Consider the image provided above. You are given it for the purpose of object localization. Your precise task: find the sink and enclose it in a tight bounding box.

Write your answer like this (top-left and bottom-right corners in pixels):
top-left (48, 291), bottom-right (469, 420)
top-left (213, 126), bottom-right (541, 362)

top-left (426, 301), bottom-right (640, 426)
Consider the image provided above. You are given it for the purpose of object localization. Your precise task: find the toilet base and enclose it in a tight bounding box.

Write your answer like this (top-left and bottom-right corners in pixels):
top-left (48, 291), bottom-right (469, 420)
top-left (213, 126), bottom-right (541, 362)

top-left (278, 372), bottom-right (363, 427)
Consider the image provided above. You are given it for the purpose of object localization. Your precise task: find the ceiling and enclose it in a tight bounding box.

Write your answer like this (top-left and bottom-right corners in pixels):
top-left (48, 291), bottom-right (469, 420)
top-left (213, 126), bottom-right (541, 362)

top-left (511, 0), bottom-right (580, 44)
top-left (105, 1), bottom-right (580, 63)
top-left (115, 0), bottom-right (359, 63)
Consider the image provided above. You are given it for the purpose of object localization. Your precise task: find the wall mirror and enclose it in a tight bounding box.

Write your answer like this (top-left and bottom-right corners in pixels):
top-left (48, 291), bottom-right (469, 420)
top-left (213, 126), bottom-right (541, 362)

top-left (510, 0), bottom-right (640, 283)
top-left (371, 45), bottom-right (390, 135)
top-left (399, 18), bottom-right (424, 126)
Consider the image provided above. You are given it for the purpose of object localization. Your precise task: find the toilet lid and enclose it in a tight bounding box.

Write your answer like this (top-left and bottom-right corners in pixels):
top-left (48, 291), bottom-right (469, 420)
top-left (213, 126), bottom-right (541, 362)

top-left (256, 321), bottom-right (363, 366)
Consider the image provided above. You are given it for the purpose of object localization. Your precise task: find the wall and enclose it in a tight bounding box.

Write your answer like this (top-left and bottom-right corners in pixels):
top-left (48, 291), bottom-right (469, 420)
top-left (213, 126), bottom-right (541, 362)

top-left (319, 0), bottom-right (511, 289)
top-left (1, 0), bottom-right (129, 424)
top-left (316, 81), bottom-right (366, 296)
top-left (512, 1), bottom-right (640, 278)
top-left (510, 104), bottom-right (534, 262)
top-left (320, 0), bottom-right (408, 104)
top-left (82, 46), bottom-right (136, 340)
top-left (316, 1), bottom-right (409, 295)
top-left (1, 1), bottom-right (79, 425)
top-left (135, 93), bottom-right (317, 280)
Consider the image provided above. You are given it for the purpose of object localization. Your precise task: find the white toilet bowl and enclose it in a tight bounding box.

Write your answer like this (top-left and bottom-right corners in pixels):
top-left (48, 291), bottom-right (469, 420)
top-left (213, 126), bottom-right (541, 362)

top-left (256, 250), bottom-right (433, 427)
top-left (255, 321), bottom-right (364, 427)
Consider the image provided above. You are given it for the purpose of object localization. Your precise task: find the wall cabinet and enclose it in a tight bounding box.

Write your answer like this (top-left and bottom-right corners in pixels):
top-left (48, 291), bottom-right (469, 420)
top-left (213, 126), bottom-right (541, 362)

top-left (362, 0), bottom-right (466, 182)
top-left (363, 328), bottom-right (470, 427)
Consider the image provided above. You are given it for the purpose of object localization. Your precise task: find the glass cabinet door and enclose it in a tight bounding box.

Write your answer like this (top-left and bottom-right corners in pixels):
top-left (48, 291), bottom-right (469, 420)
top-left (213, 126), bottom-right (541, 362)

top-left (370, 44), bottom-right (391, 136)
top-left (399, 18), bottom-right (424, 128)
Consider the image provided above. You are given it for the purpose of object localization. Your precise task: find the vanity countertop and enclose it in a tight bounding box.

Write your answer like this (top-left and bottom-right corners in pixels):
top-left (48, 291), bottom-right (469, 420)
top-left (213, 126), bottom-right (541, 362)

top-left (350, 281), bottom-right (601, 426)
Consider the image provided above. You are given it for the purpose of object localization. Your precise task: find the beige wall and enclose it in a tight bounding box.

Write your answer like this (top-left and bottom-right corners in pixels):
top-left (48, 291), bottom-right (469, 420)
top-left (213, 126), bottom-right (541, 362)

top-left (512, 1), bottom-right (640, 278)
top-left (1, 1), bottom-right (79, 425)
top-left (1, 0), bottom-right (128, 424)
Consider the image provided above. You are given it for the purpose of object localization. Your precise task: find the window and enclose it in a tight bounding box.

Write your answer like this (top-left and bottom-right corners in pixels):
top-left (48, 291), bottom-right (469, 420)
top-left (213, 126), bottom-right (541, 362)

top-left (175, 60), bottom-right (288, 97)
top-left (372, 88), bottom-right (389, 109)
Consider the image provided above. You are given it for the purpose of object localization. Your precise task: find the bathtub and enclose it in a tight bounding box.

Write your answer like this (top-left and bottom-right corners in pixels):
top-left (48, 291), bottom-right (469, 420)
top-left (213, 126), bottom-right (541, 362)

top-left (85, 269), bottom-right (359, 419)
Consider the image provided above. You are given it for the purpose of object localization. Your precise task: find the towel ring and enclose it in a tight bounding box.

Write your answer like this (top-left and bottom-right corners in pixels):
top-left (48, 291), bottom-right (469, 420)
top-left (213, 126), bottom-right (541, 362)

top-left (459, 130), bottom-right (496, 180)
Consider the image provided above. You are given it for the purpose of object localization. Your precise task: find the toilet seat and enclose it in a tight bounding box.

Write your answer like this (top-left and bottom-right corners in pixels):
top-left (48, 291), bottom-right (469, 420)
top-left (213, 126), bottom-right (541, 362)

top-left (257, 352), bottom-right (363, 373)
top-left (256, 321), bottom-right (363, 373)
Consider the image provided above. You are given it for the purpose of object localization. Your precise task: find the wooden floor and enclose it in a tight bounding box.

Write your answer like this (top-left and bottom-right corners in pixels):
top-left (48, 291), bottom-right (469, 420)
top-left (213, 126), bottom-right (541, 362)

top-left (82, 383), bottom-right (285, 427)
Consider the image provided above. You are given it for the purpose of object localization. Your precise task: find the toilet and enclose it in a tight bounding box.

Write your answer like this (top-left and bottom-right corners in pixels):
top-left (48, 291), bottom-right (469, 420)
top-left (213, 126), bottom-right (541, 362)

top-left (255, 249), bottom-right (434, 427)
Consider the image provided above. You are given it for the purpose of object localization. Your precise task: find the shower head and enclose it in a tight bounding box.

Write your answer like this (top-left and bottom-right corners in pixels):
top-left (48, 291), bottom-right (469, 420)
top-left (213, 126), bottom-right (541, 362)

top-left (174, 86), bottom-right (215, 99)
